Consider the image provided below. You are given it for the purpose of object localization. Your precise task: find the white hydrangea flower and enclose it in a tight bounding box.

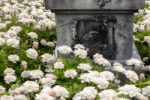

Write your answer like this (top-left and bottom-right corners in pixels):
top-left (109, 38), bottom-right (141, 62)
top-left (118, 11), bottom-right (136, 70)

top-left (13, 95), bottom-right (28, 100)
top-left (0, 95), bottom-right (13, 100)
top-left (40, 74), bottom-right (57, 86)
top-left (27, 32), bottom-right (38, 39)
top-left (0, 85), bottom-right (5, 94)
top-left (10, 26), bottom-right (22, 34)
top-left (133, 23), bottom-right (139, 32)
top-left (23, 81), bottom-right (39, 93)
top-left (93, 53), bottom-right (111, 67)
top-left (21, 71), bottom-right (30, 78)
top-left (126, 58), bottom-right (142, 67)
top-left (73, 87), bottom-right (97, 100)
top-left (11, 86), bottom-right (26, 95)
top-left (5, 21), bottom-right (11, 25)
top-left (0, 32), bottom-right (4, 37)
top-left (64, 69), bottom-right (77, 79)
top-left (57, 45), bottom-right (72, 55)
top-left (142, 85), bottom-right (150, 97)
top-left (0, 23), bottom-right (6, 29)
top-left (74, 44), bottom-right (85, 50)
top-left (4, 74), bottom-right (16, 84)
top-left (35, 19), bottom-right (55, 29)
top-left (19, 18), bottom-right (36, 25)
top-left (79, 71), bottom-right (99, 83)
top-left (41, 53), bottom-right (56, 63)
top-left (3, 33), bottom-right (11, 39)
top-left (99, 71), bottom-right (115, 81)
top-left (138, 24), bottom-right (145, 32)
top-left (40, 87), bottom-right (56, 97)
top-left (7, 26), bottom-right (22, 37)
top-left (74, 49), bottom-right (87, 59)
top-left (21, 70), bottom-right (44, 79)
top-left (26, 48), bottom-right (38, 59)
top-left (8, 54), bottom-right (19, 63)
top-left (5, 14), bottom-right (12, 20)
top-left (45, 74), bottom-right (57, 79)
top-left (54, 61), bottom-right (64, 69)
top-left (4, 68), bottom-right (15, 75)
top-left (93, 53), bottom-right (104, 60)
top-left (46, 41), bottom-right (55, 47)
top-left (113, 62), bottom-right (126, 73)
top-left (40, 77), bottom-right (56, 86)
top-left (91, 77), bottom-right (109, 90)
top-left (32, 41), bottom-right (39, 49)
top-left (79, 73), bottom-right (92, 83)
top-left (40, 39), bottom-right (47, 46)
top-left (35, 93), bottom-right (55, 100)
top-left (144, 36), bottom-right (150, 46)
top-left (30, 70), bottom-right (44, 79)
top-left (20, 61), bottom-right (27, 69)
top-left (137, 95), bottom-right (149, 100)
top-left (144, 36), bottom-right (150, 42)
top-left (77, 63), bottom-right (92, 71)
top-left (99, 89), bottom-right (118, 100)
top-left (6, 38), bottom-right (20, 48)
top-left (0, 37), bottom-right (6, 46)
top-left (125, 70), bottom-right (139, 83)
top-left (7, 30), bottom-right (18, 37)
top-left (53, 85), bottom-right (69, 98)
top-left (118, 84), bottom-right (141, 98)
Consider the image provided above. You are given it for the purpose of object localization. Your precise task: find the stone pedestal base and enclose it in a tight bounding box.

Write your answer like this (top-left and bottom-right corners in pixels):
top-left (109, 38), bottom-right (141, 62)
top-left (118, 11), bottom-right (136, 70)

top-left (107, 43), bottom-right (144, 69)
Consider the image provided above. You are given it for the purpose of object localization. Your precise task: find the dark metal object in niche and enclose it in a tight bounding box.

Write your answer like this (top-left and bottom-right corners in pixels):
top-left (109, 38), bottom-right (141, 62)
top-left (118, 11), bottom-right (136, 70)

top-left (74, 15), bottom-right (117, 59)
top-left (97, 0), bottom-right (112, 8)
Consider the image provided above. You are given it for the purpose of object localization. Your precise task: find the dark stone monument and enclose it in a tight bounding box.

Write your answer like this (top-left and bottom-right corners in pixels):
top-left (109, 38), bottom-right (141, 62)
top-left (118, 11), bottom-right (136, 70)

top-left (45, 0), bottom-right (145, 63)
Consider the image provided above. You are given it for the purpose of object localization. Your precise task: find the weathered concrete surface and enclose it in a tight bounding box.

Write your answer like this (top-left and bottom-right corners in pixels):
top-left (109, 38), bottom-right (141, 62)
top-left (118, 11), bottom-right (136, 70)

top-left (55, 13), bottom-right (134, 60)
top-left (45, 0), bottom-right (145, 62)
top-left (45, 0), bottom-right (145, 10)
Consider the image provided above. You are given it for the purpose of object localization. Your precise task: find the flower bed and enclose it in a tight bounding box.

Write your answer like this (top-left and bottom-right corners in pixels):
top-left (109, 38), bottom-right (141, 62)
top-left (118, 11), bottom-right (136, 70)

top-left (0, 0), bottom-right (149, 100)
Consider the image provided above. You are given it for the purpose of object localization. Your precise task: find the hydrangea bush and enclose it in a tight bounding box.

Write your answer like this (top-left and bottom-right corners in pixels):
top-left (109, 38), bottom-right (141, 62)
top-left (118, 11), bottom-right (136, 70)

top-left (134, 0), bottom-right (150, 64)
top-left (0, 0), bottom-right (150, 100)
